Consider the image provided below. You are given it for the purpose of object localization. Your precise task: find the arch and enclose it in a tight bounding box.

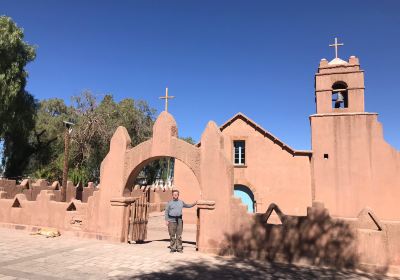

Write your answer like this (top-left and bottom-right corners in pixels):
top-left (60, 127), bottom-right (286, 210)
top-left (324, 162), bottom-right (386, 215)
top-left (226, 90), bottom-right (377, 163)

top-left (233, 179), bottom-right (259, 210)
top-left (92, 112), bottom-right (236, 253)
top-left (234, 184), bottom-right (255, 213)
top-left (125, 156), bottom-right (201, 225)
top-left (122, 138), bottom-right (201, 196)
top-left (332, 81), bottom-right (348, 89)
top-left (332, 81), bottom-right (348, 109)
top-left (124, 155), bottom-right (169, 194)
top-left (124, 156), bottom-right (201, 195)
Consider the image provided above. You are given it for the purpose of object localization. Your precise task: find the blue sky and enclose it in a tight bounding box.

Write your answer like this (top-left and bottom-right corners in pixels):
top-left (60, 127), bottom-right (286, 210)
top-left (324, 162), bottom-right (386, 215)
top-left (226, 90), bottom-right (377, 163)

top-left (1, 0), bottom-right (400, 150)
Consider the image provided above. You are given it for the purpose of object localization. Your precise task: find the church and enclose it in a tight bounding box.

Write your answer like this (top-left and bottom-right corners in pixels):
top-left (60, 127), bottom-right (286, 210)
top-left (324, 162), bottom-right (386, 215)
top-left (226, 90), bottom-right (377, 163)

top-left (0, 39), bottom-right (399, 272)
top-left (173, 38), bottom-right (400, 224)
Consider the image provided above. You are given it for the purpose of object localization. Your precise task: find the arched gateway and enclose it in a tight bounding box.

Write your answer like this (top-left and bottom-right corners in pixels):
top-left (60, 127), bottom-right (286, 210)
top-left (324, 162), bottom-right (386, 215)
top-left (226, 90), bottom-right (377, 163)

top-left (84, 111), bottom-right (251, 253)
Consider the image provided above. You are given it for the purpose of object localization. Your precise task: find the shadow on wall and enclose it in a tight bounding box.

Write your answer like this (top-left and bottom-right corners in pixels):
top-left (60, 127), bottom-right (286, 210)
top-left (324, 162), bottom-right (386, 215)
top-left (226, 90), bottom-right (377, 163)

top-left (113, 258), bottom-right (396, 280)
top-left (218, 203), bottom-right (388, 274)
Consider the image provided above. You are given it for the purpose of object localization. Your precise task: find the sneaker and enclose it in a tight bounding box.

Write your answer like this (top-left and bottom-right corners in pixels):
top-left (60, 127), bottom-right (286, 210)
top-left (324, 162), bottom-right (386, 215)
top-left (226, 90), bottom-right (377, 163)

top-left (170, 249), bottom-right (176, 253)
top-left (177, 250), bottom-right (183, 253)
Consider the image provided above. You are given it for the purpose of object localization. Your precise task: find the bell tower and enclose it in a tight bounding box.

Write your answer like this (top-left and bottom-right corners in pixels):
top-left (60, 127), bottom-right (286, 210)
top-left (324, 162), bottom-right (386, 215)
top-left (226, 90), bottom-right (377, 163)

top-left (315, 38), bottom-right (365, 113)
top-left (309, 38), bottom-right (396, 219)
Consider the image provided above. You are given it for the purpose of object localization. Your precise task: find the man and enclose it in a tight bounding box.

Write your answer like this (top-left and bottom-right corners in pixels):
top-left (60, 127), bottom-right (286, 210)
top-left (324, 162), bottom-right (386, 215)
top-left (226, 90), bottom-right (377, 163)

top-left (165, 189), bottom-right (197, 253)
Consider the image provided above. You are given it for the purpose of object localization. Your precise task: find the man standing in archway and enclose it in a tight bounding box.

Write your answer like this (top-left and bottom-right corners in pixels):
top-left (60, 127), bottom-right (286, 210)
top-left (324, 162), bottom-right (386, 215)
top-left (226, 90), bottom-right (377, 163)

top-left (165, 190), bottom-right (197, 253)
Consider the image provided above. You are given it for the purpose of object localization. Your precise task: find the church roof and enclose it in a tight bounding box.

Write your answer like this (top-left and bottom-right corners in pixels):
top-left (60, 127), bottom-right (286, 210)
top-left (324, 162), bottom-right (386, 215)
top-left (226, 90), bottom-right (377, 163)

top-left (328, 57), bottom-right (348, 65)
top-left (210, 113), bottom-right (312, 157)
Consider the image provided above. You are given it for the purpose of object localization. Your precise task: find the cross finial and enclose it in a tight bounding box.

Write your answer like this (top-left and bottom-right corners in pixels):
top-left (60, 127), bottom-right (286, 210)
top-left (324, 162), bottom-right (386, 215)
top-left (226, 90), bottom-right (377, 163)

top-left (329, 37), bottom-right (344, 59)
top-left (159, 87), bottom-right (175, 112)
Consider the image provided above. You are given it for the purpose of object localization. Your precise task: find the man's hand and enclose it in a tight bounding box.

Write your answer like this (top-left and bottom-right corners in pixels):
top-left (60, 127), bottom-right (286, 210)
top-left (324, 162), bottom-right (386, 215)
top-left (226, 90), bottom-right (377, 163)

top-left (165, 221), bottom-right (169, 226)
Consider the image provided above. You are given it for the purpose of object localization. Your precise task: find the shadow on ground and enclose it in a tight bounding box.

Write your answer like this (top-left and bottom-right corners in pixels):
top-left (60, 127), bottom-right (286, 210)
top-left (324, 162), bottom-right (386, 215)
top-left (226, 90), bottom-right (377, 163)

top-left (130, 239), bottom-right (196, 246)
top-left (114, 258), bottom-right (398, 280)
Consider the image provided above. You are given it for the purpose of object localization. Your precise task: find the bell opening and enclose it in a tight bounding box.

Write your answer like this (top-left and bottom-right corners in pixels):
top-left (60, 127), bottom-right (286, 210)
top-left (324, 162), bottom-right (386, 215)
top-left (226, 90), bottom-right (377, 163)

top-left (332, 82), bottom-right (348, 109)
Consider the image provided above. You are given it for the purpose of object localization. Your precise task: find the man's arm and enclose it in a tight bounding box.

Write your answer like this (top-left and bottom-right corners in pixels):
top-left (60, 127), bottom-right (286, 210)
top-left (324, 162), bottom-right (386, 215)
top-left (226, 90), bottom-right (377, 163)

top-left (165, 202), bottom-right (170, 221)
top-left (183, 201), bottom-right (198, 208)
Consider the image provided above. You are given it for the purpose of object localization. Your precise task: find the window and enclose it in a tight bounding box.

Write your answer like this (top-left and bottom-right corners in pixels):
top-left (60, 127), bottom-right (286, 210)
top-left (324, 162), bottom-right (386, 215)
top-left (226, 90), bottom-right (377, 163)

top-left (332, 82), bottom-right (348, 109)
top-left (233, 140), bottom-right (245, 165)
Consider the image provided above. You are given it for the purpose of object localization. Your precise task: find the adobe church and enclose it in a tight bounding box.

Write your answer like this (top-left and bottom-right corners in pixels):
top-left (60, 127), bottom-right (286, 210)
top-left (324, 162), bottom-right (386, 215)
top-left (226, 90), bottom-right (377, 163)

top-left (174, 39), bottom-right (400, 224)
top-left (0, 39), bottom-right (399, 272)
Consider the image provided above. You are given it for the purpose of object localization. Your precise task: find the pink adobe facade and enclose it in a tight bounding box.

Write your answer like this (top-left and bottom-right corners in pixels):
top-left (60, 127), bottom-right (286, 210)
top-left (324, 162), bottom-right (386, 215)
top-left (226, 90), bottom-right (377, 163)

top-left (311, 56), bottom-right (400, 220)
top-left (171, 55), bottom-right (400, 271)
top-left (174, 54), bottom-right (400, 221)
top-left (0, 111), bottom-right (250, 254)
top-left (218, 113), bottom-right (313, 216)
top-left (0, 54), bottom-right (399, 272)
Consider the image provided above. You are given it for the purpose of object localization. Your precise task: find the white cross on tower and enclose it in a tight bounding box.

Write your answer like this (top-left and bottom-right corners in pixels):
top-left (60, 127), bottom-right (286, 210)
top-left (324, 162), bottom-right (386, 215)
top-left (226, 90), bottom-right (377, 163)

top-left (329, 37), bottom-right (344, 59)
top-left (159, 87), bottom-right (175, 112)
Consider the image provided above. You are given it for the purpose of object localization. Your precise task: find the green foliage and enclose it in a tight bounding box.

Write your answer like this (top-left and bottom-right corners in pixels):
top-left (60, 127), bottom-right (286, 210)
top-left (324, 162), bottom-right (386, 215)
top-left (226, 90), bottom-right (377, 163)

top-left (31, 157), bottom-right (63, 182)
top-left (28, 99), bottom-right (69, 168)
top-left (0, 16), bottom-right (37, 177)
top-left (28, 91), bottom-right (156, 184)
top-left (135, 157), bottom-right (174, 186)
top-left (180, 136), bottom-right (196, 145)
top-left (68, 167), bottom-right (90, 187)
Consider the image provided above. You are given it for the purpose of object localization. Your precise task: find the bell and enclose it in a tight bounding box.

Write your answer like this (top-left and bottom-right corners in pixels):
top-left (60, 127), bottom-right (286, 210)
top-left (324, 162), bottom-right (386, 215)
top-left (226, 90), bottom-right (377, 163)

top-left (336, 92), bottom-right (344, 103)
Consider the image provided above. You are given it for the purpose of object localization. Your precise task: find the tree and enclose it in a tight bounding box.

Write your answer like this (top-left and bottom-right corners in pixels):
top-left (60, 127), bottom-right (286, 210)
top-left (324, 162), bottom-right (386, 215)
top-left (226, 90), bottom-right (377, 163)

top-left (0, 16), bottom-right (37, 177)
top-left (28, 92), bottom-right (156, 185)
top-left (180, 136), bottom-right (196, 145)
top-left (27, 98), bottom-right (70, 182)
top-left (69, 92), bottom-right (155, 183)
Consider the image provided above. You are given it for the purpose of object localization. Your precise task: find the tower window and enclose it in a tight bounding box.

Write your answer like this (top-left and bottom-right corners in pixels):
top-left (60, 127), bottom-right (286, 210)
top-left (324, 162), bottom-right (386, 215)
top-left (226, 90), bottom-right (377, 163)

top-left (233, 140), bottom-right (245, 165)
top-left (332, 82), bottom-right (348, 109)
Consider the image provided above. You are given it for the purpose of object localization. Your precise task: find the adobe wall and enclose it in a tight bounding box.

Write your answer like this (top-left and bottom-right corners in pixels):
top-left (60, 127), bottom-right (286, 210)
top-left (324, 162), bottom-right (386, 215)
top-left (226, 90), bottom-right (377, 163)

top-left (220, 118), bottom-right (312, 215)
top-left (0, 179), bottom-right (99, 240)
top-left (311, 113), bottom-right (400, 220)
top-left (0, 191), bottom-right (88, 234)
top-left (0, 179), bottom-right (52, 200)
top-left (81, 111), bottom-right (239, 251)
top-left (173, 159), bottom-right (201, 224)
top-left (0, 108), bottom-right (397, 272)
top-left (197, 120), bottom-right (236, 253)
top-left (221, 201), bottom-right (400, 274)
top-left (0, 179), bottom-right (97, 203)
top-left (0, 179), bottom-right (19, 189)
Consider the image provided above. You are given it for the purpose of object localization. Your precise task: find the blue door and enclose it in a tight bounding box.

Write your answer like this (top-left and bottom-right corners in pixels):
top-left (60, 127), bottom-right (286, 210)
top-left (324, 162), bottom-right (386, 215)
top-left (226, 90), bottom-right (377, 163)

top-left (234, 185), bottom-right (255, 213)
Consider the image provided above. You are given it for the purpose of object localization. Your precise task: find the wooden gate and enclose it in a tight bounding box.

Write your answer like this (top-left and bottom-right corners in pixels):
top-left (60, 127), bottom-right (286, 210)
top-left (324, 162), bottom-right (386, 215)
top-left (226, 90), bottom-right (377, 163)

top-left (127, 190), bottom-right (150, 243)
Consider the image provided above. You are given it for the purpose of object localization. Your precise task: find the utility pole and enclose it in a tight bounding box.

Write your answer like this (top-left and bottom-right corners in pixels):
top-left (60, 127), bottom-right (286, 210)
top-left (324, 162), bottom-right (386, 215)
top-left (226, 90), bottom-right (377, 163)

top-left (61, 120), bottom-right (74, 202)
